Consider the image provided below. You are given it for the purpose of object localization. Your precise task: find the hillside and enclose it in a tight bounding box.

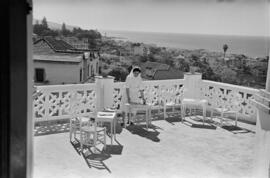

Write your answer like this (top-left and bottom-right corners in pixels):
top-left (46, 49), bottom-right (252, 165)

top-left (33, 18), bottom-right (78, 30)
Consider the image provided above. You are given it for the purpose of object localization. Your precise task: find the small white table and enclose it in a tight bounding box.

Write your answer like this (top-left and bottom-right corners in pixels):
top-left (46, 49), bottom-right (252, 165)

top-left (181, 98), bottom-right (208, 124)
top-left (96, 111), bottom-right (117, 144)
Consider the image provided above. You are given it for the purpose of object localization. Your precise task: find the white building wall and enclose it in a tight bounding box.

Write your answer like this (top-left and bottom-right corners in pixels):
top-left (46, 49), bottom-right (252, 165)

top-left (34, 61), bottom-right (80, 85)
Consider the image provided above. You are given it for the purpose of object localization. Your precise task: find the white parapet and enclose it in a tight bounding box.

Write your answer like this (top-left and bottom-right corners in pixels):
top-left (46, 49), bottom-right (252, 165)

top-left (183, 72), bottom-right (202, 100)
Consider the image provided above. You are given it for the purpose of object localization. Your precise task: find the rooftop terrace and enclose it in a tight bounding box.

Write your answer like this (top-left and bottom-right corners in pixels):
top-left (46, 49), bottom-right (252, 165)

top-left (33, 116), bottom-right (256, 178)
top-left (33, 73), bottom-right (260, 178)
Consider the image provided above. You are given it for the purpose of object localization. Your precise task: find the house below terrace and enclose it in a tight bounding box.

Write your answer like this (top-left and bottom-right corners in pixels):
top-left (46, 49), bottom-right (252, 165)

top-left (140, 61), bottom-right (184, 80)
top-left (33, 36), bottom-right (100, 85)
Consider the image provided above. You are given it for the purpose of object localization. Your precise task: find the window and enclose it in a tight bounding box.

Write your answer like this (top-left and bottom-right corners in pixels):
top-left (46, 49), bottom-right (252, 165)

top-left (35, 68), bottom-right (45, 82)
top-left (80, 68), bottom-right (82, 82)
top-left (91, 65), bottom-right (94, 76)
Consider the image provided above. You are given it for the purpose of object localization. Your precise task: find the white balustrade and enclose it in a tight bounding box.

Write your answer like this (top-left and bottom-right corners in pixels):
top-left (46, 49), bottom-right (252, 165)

top-left (33, 77), bottom-right (259, 123)
top-left (143, 79), bottom-right (185, 106)
top-left (111, 82), bottom-right (125, 110)
top-left (109, 79), bottom-right (185, 111)
top-left (33, 83), bottom-right (96, 122)
top-left (200, 80), bottom-right (259, 122)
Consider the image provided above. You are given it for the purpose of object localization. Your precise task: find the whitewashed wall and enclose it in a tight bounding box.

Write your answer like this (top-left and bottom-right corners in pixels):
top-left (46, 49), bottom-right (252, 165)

top-left (34, 61), bottom-right (81, 85)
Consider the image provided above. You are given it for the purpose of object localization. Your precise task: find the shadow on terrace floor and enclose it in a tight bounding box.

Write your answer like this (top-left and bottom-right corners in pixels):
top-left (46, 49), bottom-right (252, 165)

top-left (70, 137), bottom-right (124, 173)
top-left (126, 123), bottom-right (161, 142)
top-left (34, 119), bottom-right (125, 136)
top-left (221, 125), bottom-right (255, 134)
top-left (34, 120), bottom-right (70, 136)
top-left (183, 115), bottom-right (255, 134)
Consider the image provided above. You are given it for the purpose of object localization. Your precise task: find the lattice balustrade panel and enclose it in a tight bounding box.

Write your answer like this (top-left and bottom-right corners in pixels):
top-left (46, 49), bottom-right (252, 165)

top-left (111, 79), bottom-right (185, 112)
top-left (143, 79), bottom-right (185, 106)
top-left (200, 80), bottom-right (259, 118)
top-left (112, 82), bottom-right (125, 110)
top-left (33, 83), bottom-right (96, 121)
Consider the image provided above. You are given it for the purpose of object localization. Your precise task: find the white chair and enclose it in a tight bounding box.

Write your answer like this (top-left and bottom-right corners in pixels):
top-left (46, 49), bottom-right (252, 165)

top-left (160, 86), bottom-right (182, 119)
top-left (69, 92), bottom-right (82, 141)
top-left (181, 98), bottom-right (208, 124)
top-left (70, 116), bottom-right (89, 141)
top-left (210, 92), bottom-right (241, 127)
top-left (124, 103), bottom-right (152, 130)
top-left (79, 117), bottom-right (107, 153)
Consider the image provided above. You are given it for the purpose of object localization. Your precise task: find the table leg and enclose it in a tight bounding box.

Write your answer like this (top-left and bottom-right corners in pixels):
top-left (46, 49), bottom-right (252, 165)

top-left (111, 121), bottom-right (113, 145)
top-left (114, 118), bottom-right (116, 141)
top-left (146, 109), bottom-right (149, 130)
top-left (202, 105), bottom-right (206, 125)
top-left (181, 104), bottom-right (186, 123)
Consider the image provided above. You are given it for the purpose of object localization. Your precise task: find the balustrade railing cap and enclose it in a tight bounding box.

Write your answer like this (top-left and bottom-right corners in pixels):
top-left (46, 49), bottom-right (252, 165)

top-left (94, 76), bottom-right (103, 79)
top-left (184, 72), bottom-right (202, 75)
top-left (105, 75), bottom-right (115, 79)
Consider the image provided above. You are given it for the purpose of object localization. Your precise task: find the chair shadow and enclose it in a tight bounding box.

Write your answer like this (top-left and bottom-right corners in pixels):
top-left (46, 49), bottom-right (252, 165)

top-left (165, 115), bottom-right (183, 125)
top-left (126, 124), bottom-right (160, 142)
top-left (71, 139), bottom-right (112, 173)
top-left (221, 125), bottom-right (255, 134)
top-left (102, 121), bottom-right (124, 135)
top-left (102, 144), bottom-right (124, 155)
top-left (70, 139), bottom-right (82, 156)
top-left (70, 135), bottom-right (124, 173)
top-left (81, 148), bottom-right (112, 173)
top-left (183, 116), bottom-right (217, 130)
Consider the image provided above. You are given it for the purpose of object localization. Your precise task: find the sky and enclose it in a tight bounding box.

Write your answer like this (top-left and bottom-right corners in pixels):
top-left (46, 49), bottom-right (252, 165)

top-left (33, 0), bottom-right (269, 36)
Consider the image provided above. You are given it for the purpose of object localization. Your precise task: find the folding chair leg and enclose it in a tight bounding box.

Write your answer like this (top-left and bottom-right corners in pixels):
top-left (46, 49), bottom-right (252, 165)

top-left (69, 121), bottom-right (72, 141)
top-left (181, 105), bottom-right (185, 123)
top-left (80, 132), bottom-right (83, 153)
top-left (164, 105), bottom-right (167, 119)
top-left (104, 129), bottom-right (107, 150)
top-left (202, 105), bottom-right (206, 125)
top-left (210, 109), bottom-right (214, 122)
top-left (235, 113), bottom-right (238, 126)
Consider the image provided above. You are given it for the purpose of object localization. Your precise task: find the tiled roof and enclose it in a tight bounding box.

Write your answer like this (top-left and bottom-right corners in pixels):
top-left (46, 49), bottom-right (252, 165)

top-left (141, 61), bottom-right (170, 70)
top-left (153, 68), bottom-right (184, 80)
top-left (140, 61), bottom-right (170, 79)
top-left (34, 36), bottom-right (82, 53)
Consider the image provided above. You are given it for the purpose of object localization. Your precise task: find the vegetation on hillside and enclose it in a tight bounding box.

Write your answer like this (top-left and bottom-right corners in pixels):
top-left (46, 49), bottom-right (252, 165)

top-left (99, 37), bottom-right (268, 88)
top-left (33, 18), bottom-right (268, 88)
top-left (33, 17), bottom-right (101, 47)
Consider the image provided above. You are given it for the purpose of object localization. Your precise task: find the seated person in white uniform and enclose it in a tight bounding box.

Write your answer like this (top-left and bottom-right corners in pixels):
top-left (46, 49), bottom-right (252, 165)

top-left (125, 66), bottom-right (146, 124)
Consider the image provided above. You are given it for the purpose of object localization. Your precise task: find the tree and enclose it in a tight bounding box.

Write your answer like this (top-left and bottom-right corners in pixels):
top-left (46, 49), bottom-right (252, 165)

top-left (61, 23), bottom-right (71, 36)
top-left (223, 44), bottom-right (228, 59)
top-left (108, 68), bottom-right (128, 82)
top-left (220, 68), bottom-right (237, 84)
top-left (148, 54), bottom-right (157, 62)
top-left (41, 17), bottom-right (48, 29)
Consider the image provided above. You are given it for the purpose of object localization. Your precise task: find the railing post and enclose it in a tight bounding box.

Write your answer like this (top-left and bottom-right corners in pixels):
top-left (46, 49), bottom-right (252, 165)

top-left (183, 72), bottom-right (202, 99)
top-left (94, 76), bottom-right (104, 113)
top-left (102, 76), bottom-right (115, 109)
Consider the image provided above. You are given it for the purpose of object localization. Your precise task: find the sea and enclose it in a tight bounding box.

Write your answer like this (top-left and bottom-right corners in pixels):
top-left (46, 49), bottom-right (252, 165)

top-left (101, 30), bottom-right (270, 58)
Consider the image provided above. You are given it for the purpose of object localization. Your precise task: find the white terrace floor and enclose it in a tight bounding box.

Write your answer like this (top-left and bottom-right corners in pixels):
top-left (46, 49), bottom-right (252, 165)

top-left (33, 115), bottom-right (256, 178)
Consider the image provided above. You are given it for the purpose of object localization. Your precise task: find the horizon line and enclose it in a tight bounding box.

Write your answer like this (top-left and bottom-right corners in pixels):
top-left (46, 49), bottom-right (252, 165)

top-left (99, 28), bottom-right (270, 38)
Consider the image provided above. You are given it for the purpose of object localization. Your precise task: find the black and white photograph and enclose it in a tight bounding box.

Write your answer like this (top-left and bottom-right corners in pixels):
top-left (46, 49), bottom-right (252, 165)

top-left (1, 0), bottom-right (270, 178)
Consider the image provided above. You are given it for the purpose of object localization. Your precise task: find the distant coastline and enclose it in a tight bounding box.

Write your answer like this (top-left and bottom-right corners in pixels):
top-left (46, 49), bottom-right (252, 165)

top-left (101, 30), bottom-right (270, 58)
